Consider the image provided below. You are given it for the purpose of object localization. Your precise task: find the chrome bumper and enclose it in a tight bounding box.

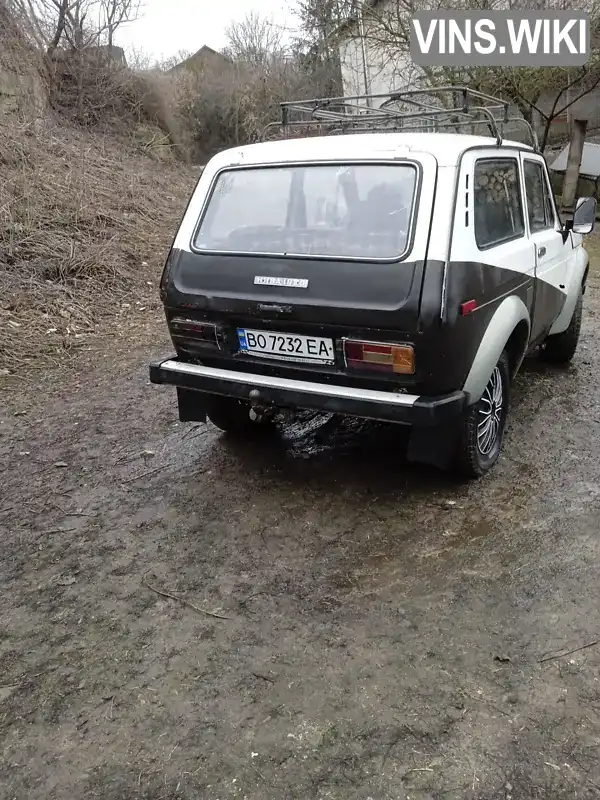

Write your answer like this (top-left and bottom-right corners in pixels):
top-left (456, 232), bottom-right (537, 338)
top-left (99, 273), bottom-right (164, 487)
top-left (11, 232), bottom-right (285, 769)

top-left (149, 358), bottom-right (466, 426)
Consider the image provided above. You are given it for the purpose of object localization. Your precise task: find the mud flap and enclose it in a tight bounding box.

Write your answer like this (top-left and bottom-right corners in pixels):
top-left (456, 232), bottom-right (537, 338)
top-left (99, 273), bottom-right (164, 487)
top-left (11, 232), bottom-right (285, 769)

top-left (406, 420), bottom-right (462, 470)
top-left (176, 388), bottom-right (207, 423)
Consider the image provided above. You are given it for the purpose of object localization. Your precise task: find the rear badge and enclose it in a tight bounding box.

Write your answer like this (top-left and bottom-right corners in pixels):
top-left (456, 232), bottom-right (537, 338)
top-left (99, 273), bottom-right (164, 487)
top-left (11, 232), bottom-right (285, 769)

top-left (254, 276), bottom-right (309, 288)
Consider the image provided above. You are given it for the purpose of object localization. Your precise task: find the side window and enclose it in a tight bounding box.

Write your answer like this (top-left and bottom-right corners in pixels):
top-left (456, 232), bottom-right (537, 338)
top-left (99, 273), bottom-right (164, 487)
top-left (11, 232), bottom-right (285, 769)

top-left (524, 160), bottom-right (555, 233)
top-left (474, 158), bottom-right (524, 249)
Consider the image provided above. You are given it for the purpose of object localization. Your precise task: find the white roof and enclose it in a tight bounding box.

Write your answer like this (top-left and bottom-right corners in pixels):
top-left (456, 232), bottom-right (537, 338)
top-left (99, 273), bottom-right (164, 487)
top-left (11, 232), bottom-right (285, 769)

top-left (210, 132), bottom-right (533, 170)
top-left (550, 142), bottom-right (600, 179)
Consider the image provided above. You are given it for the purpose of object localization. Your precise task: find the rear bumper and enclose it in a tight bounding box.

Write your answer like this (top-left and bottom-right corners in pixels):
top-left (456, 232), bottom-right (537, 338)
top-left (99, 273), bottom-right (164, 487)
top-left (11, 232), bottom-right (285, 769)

top-left (149, 357), bottom-right (466, 427)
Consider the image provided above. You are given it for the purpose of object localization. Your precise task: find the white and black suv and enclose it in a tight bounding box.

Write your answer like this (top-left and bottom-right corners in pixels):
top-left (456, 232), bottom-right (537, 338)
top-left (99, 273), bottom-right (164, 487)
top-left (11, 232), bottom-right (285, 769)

top-left (150, 87), bottom-right (596, 478)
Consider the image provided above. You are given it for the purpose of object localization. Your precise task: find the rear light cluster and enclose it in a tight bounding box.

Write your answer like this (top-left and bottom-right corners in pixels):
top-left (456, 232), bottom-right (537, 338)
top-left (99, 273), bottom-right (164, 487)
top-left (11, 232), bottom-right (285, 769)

top-left (343, 339), bottom-right (415, 375)
top-left (170, 318), bottom-right (220, 348)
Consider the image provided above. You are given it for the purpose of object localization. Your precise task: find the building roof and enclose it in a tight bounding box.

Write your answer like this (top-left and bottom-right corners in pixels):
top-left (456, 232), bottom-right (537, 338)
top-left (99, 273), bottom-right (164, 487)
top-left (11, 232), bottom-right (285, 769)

top-left (208, 132), bottom-right (532, 170)
top-left (550, 142), bottom-right (600, 180)
top-left (167, 45), bottom-right (233, 74)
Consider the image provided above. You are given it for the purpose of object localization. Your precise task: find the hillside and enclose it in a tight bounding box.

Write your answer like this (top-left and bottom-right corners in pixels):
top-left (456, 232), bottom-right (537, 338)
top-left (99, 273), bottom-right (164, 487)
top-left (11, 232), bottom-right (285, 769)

top-left (1, 116), bottom-right (197, 379)
top-left (0, 2), bottom-right (197, 381)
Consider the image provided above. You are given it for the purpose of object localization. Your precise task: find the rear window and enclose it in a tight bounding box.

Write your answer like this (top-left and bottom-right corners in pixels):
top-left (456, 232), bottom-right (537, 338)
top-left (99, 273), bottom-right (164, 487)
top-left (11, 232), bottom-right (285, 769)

top-left (193, 163), bottom-right (418, 260)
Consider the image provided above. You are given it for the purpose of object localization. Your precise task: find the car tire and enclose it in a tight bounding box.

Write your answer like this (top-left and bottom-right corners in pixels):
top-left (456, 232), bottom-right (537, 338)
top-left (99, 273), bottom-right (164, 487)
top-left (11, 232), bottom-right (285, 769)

top-left (206, 396), bottom-right (274, 435)
top-left (541, 291), bottom-right (582, 364)
top-left (454, 351), bottom-right (510, 479)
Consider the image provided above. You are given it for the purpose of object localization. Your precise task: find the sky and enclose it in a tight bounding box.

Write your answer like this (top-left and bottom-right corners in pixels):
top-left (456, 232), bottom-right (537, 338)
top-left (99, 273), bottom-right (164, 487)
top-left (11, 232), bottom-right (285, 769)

top-left (116, 0), bottom-right (298, 63)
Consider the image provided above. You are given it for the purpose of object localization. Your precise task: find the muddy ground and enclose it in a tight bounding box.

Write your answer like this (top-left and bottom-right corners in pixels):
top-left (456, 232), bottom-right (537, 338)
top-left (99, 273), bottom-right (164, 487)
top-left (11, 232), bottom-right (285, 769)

top-left (2, 269), bottom-right (600, 800)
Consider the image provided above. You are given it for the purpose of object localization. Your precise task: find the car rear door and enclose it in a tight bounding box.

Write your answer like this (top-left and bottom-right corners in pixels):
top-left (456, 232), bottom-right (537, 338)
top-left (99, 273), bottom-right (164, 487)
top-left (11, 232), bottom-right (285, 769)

top-left (169, 152), bottom-right (439, 339)
top-left (520, 154), bottom-right (569, 343)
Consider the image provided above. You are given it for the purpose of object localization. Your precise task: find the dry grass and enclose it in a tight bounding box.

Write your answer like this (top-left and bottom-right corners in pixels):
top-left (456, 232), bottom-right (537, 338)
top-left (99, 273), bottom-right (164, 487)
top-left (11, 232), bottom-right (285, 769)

top-left (0, 114), bottom-right (197, 378)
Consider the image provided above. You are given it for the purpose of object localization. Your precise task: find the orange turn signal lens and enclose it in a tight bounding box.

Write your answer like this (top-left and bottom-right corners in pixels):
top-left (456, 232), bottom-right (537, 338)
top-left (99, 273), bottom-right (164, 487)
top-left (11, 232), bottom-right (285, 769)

top-left (391, 345), bottom-right (415, 374)
top-left (344, 340), bottom-right (415, 375)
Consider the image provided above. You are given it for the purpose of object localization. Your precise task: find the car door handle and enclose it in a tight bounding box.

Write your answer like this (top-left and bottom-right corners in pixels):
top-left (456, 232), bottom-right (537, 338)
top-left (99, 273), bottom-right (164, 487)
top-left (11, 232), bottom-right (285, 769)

top-left (538, 246), bottom-right (547, 257)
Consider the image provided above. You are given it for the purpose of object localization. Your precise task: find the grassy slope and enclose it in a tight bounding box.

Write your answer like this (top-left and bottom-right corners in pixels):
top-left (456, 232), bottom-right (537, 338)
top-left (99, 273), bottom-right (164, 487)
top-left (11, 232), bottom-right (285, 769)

top-left (0, 115), bottom-right (197, 380)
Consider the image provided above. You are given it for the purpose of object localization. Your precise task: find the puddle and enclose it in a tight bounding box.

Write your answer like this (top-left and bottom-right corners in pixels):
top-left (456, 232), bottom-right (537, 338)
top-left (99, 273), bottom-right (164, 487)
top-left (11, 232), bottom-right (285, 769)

top-left (276, 411), bottom-right (399, 461)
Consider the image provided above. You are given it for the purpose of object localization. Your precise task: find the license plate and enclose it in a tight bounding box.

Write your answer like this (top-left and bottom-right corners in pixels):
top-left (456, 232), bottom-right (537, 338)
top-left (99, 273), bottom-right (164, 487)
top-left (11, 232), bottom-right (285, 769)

top-left (237, 328), bottom-right (335, 364)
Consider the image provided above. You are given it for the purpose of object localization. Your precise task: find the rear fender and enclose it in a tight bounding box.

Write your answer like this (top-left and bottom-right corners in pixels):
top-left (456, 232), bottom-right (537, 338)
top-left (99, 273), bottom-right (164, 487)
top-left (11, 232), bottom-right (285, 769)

top-left (462, 295), bottom-right (530, 403)
top-left (549, 243), bottom-right (588, 335)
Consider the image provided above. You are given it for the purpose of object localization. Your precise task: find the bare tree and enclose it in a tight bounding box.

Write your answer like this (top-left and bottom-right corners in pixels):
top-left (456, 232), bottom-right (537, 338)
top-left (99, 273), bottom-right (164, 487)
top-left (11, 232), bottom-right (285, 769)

top-left (8, 0), bottom-right (70, 55)
top-left (48, 0), bottom-right (69, 54)
top-left (8, 0), bottom-right (142, 56)
top-left (224, 11), bottom-right (287, 67)
top-left (100, 0), bottom-right (141, 50)
top-left (124, 43), bottom-right (154, 71)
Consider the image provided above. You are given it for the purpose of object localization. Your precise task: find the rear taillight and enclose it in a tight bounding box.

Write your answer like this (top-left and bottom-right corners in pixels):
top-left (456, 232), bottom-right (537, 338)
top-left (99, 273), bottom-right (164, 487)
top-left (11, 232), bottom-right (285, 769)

top-left (170, 318), bottom-right (220, 348)
top-left (343, 339), bottom-right (415, 375)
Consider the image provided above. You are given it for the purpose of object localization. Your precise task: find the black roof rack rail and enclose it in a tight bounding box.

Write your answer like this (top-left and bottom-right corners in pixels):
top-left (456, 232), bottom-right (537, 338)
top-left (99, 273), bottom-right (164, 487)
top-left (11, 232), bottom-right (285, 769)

top-left (261, 85), bottom-right (540, 152)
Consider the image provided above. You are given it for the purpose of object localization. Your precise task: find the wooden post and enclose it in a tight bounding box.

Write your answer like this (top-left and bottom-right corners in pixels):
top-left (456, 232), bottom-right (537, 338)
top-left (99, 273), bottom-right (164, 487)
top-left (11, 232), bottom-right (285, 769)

top-left (561, 118), bottom-right (588, 212)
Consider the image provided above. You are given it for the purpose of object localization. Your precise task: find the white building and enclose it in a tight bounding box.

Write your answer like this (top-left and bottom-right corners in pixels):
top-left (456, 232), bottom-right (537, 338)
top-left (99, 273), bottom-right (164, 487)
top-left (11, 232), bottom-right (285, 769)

top-left (337, 0), bottom-right (420, 107)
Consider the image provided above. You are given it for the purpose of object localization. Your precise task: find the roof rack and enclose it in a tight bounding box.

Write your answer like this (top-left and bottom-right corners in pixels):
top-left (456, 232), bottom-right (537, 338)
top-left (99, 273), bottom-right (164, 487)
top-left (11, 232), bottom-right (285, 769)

top-left (262, 85), bottom-right (539, 152)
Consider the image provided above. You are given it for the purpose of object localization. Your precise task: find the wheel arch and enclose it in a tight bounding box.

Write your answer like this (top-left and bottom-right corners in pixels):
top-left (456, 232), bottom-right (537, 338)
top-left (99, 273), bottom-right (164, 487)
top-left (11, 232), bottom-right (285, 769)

top-left (462, 295), bottom-right (530, 403)
top-left (550, 244), bottom-right (588, 335)
top-left (505, 319), bottom-right (530, 379)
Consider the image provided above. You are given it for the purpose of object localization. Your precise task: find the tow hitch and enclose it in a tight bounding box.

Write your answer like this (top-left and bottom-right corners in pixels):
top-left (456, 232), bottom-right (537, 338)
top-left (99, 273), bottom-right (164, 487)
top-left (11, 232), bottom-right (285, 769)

top-left (248, 389), bottom-right (275, 423)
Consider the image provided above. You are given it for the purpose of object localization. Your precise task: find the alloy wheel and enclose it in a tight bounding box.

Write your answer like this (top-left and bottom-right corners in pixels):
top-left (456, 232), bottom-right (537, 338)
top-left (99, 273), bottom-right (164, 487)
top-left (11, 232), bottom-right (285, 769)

top-left (477, 366), bottom-right (503, 456)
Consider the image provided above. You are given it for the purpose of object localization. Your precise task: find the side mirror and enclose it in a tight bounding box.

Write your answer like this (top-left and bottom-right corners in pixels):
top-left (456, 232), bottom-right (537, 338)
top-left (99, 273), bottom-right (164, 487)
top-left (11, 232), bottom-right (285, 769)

top-left (572, 196), bottom-right (597, 234)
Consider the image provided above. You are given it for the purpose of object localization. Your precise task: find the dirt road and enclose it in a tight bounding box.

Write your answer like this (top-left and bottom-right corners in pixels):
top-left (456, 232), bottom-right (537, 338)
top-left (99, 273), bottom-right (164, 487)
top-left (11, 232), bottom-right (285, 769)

top-left (2, 271), bottom-right (600, 800)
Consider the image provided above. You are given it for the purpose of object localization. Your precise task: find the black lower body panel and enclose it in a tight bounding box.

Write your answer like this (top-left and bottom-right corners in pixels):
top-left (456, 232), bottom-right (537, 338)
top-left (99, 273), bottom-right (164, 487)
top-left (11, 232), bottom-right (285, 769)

top-left (149, 356), bottom-right (466, 428)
